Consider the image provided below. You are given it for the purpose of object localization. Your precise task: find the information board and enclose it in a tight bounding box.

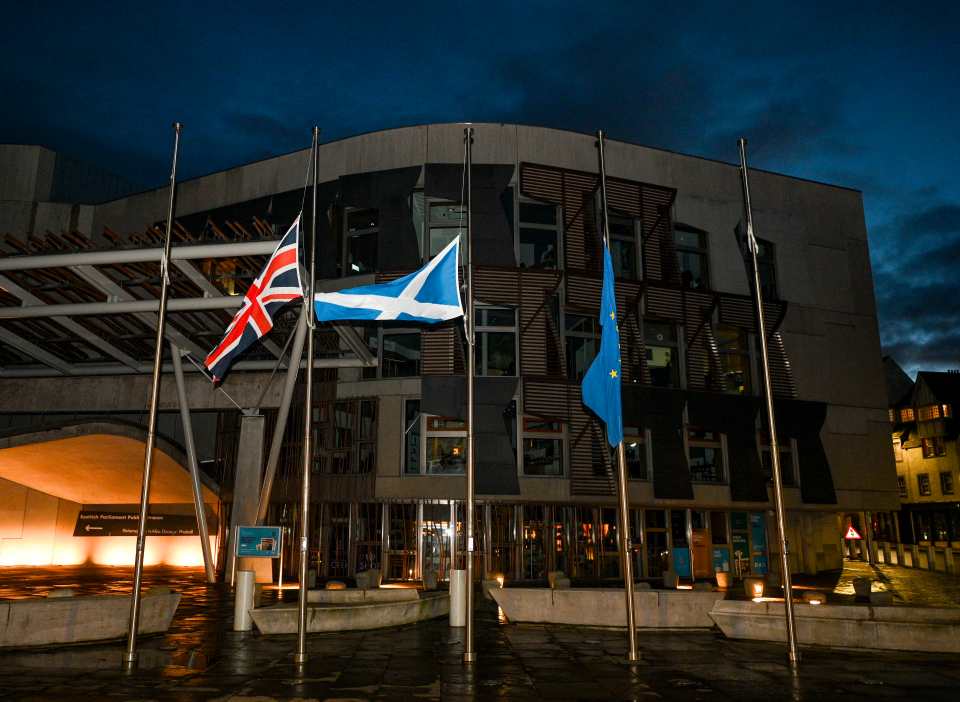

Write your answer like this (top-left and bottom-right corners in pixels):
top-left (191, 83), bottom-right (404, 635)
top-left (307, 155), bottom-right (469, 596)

top-left (236, 526), bottom-right (282, 558)
top-left (73, 510), bottom-right (217, 537)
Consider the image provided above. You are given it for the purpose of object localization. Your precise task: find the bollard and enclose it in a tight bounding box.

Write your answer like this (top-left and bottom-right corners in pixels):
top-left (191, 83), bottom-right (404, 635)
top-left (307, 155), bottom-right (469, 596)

top-left (234, 570), bottom-right (256, 631)
top-left (449, 569), bottom-right (467, 627)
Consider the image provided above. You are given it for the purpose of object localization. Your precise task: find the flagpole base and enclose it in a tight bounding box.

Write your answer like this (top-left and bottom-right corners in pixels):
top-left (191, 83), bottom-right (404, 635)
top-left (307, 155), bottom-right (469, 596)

top-left (462, 651), bottom-right (477, 664)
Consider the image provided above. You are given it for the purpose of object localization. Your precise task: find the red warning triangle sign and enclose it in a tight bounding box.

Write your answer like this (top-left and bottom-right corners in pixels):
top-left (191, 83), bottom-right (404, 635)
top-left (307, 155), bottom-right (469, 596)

top-left (844, 524), bottom-right (863, 540)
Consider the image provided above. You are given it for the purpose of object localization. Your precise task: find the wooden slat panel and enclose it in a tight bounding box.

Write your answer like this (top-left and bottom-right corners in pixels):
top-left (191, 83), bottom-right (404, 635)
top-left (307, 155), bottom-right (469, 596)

top-left (422, 326), bottom-right (455, 375)
top-left (518, 270), bottom-right (563, 377)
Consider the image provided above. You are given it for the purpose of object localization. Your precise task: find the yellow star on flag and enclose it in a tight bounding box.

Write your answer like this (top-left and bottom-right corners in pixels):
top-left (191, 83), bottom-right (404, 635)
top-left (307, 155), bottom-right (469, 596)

top-left (609, 369), bottom-right (617, 378)
top-left (609, 311), bottom-right (616, 321)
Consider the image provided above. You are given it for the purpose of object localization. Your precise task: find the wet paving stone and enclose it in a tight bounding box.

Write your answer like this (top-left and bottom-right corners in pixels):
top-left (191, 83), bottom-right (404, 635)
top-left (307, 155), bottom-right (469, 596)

top-left (1, 564), bottom-right (960, 700)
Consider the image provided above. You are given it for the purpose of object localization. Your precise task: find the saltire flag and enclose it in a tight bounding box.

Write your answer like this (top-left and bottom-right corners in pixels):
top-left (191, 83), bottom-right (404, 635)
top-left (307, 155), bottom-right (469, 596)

top-left (314, 236), bottom-right (463, 323)
top-left (204, 216), bottom-right (303, 381)
top-left (581, 244), bottom-right (623, 446)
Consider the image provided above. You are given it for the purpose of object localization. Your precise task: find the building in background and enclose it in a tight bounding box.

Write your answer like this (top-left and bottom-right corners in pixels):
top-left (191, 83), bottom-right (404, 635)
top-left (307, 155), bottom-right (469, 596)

top-left (887, 361), bottom-right (960, 554)
top-left (0, 124), bottom-right (897, 582)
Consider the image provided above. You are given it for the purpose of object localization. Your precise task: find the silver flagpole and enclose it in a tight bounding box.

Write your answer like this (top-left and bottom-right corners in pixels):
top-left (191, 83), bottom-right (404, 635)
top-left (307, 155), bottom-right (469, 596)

top-left (738, 138), bottom-right (799, 667)
top-left (462, 125), bottom-right (477, 664)
top-left (124, 121), bottom-right (182, 666)
top-left (294, 127), bottom-right (319, 665)
top-left (596, 130), bottom-right (639, 663)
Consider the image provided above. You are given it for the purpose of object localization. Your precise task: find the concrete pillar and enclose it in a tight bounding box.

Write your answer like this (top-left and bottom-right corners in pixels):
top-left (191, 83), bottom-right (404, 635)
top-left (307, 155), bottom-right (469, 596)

top-left (927, 544), bottom-right (937, 571)
top-left (896, 542), bottom-right (906, 567)
top-left (944, 548), bottom-right (955, 575)
top-left (226, 413), bottom-right (266, 584)
top-left (910, 544), bottom-right (920, 568)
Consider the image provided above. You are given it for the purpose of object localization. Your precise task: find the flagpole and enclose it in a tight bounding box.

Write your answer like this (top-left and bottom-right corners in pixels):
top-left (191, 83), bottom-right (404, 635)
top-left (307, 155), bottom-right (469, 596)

top-left (124, 121), bottom-right (182, 666)
top-left (597, 130), bottom-right (639, 663)
top-left (738, 138), bottom-right (799, 667)
top-left (462, 125), bottom-right (477, 664)
top-left (294, 126), bottom-right (319, 665)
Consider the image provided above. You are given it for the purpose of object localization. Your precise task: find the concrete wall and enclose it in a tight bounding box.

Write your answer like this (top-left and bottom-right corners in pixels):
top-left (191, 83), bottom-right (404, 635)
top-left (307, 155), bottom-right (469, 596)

top-left (0, 476), bottom-right (215, 567)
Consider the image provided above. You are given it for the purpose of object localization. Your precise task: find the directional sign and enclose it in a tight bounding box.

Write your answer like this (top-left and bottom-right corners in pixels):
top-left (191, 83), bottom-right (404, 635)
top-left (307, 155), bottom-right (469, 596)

top-left (73, 510), bottom-right (217, 537)
top-left (844, 524), bottom-right (863, 540)
top-left (236, 526), bottom-right (282, 558)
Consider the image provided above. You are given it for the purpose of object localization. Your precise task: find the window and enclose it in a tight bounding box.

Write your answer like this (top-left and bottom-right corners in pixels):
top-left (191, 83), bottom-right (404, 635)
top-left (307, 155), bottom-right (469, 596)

top-left (715, 325), bottom-right (751, 394)
top-left (403, 399), bottom-right (421, 475)
top-left (644, 319), bottom-right (679, 388)
top-left (922, 437), bottom-right (946, 459)
top-left (754, 238), bottom-right (778, 300)
top-left (918, 473), bottom-right (931, 496)
top-left (888, 408), bottom-right (896, 423)
top-left (519, 201), bottom-right (560, 269)
top-left (565, 313), bottom-right (599, 381)
top-left (364, 327), bottom-right (421, 379)
top-left (424, 416), bottom-right (467, 474)
top-left (900, 408), bottom-right (915, 422)
top-left (475, 307), bottom-right (517, 376)
top-left (940, 471), bottom-right (954, 496)
top-left (344, 208), bottom-right (378, 275)
top-left (687, 428), bottom-right (725, 483)
top-left (673, 225), bottom-right (709, 289)
top-left (314, 399), bottom-right (377, 474)
top-left (412, 192), bottom-right (467, 262)
top-left (897, 475), bottom-right (907, 498)
top-left (522, 417), bottom-right (564, 477)
top-left (609, 214), bottom-right (639, 280)
top-left (944, 404), bottom-right (954, 418)
top-left (919, 404), bottom-right (941, 421)
top-left (893, 438), bottom-right (904, 462)
top-left (624, 427), bottom-right (650, 480)
top-left (760, 437), bottom-right (796, 487)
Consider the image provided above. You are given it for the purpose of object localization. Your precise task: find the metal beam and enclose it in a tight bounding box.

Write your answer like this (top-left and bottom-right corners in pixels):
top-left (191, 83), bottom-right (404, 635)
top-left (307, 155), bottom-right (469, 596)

top-left (331, 322), bottom-right (376, 365)
top-left (0, 327), bottom-right (72, 374)
top-left (0, 273), bottom-right (141, 370)
top-left (0, 239), bottom-right (279, 272)
top-left (70, 264), bottom-right (205, 358)
top-left (0, 295), bottom-right (238, 318)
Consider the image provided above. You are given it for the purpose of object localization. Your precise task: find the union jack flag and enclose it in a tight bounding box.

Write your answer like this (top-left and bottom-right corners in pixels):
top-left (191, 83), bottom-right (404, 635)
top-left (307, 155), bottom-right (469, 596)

top-left (204, 215), bottom-right (303, 381)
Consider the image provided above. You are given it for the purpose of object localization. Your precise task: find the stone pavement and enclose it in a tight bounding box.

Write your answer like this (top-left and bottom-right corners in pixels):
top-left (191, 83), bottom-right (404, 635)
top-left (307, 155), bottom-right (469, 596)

top-left (0, 564), bottom-right (959, 700)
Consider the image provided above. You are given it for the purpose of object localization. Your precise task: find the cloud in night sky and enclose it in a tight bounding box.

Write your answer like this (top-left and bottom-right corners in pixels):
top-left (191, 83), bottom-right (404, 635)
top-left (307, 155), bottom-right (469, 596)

top-left (2, 1), bottom-right (959, 375)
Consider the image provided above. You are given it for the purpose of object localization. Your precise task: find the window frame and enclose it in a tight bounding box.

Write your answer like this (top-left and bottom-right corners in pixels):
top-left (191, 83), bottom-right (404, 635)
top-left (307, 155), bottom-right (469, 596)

top-left (342, 206), bottom-right (379, 276)
top-left (412, 191), bottom-right (469, 263)
top-left (563, 311), bottom-right (600, 382)
top-left (474, 305), bottom-right (519, 377)
top-left (624, 427), bottom-right (653, 481)
top-left (672, 223), bottom-right (710, 290)
top-left (518, 198), bottom-right (563, 270)
top-left (758, 436), bottom-right (799, 487)
top-left (643, 318), bottom-right (682, 389)
top-left (921, 436), bottom-right (947, 459)
top-left (520, 416), bottom-right (567, 478)
top-left (940, 471), bottom-right (954, 496)
top-left (422, 414), bottom-right (467, 475)
top-left (897, 474), bottom-right (908, 498)
top-left (608, 213), bottom-right (642, 281)
top-left (754, 237), bottom-right (778, 301)
top-left (715, 323), bottom-right (752, 395)
top-left (363, 326), bottom-right (422, 379)
top-left (685, 426), bottom-right (727, 484)
top-left (917, 472), bottom-right (932, 496)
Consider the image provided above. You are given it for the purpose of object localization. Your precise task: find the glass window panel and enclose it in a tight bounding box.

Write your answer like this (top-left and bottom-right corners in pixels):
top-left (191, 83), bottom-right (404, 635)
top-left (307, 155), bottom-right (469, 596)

top-left (404, 400), bottom-right (421, 475)
top-left (625, 437), bottom-right (647, 480)
top-left (359, 400), bottom-right (376, 440)
top-left (347, 231), bottom-right (377, 274)
top-left (334, 402), bottom-right (354, 448)
top-left (430, 227), bottom-right (462, 258)
top-left (519, 228), bottom-right (559, 268)
top-left (427, 417), bottom-right (466, 431)
top-left (479, 307), bottom-right (516, 327)
top-left (677, 250), bottom-right (708, 289)
top-left (610, 238), bottom-right (637, 279)
top-left (609, 216), bottom-right (633, 239)
top-left (645, 509), bottom-right (666, 529)
top-left (426, 437), bottom-right (466, 474)
top-left (358, 443), bottom-right (375, 473)
top-left (477, 330), bottom-right (516, 376)
top-left (382, 332), bottom-right (420, 377)
top-left (411, 192), bottom-right (425, 257)
top-left (689, 446), bottom-right (723, 482)
top-left (670, 510), bottom-right (688, 546)
top-left (523, 437), bottom-right (563, 476)
top-left (674, 228), bottom-right (704, 249)
top-left (519, 202), bottom-right (556, 225)
top-left (565, 335), bottom-right (597, 382)
top-left (347, 208), bottom-right (378, 232)
top-left (941, 472), bottom-right (954, 495)
top-left (710, 512), bottom-right (728, 544)
top-left (524, 418), bottom-right (563, 433)
top-left (430, 202), bottom-right (467, 225)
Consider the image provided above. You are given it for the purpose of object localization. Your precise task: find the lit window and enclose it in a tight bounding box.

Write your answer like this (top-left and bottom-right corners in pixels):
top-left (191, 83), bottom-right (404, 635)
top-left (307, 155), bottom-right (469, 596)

top-left (475, 307), bottom-right (517, 376)
top-left (897, 475), bottom-right (907, 498)
top-left (364, 327), bottom-right (421, 379)
top-left (921, 437), bottom-right (946, 459)
top-left (888, 408), bottom-right (896, 423)
top-left (314, 399), bottom-right (377, 474)
top-left (900, 408), bottom-right (915, 422)
top-left (643, 319), bottom-right (679, 388)
top-left (687, 427), bottom-right (725, 483)
top-left (673, 225), bottom-right (709, 289)
top-left (918, 404), bottom-right (942, 421)
top-left (403, 399), bottom-right (421, 475)
top-left (893, 438), bottom-right (904, 463)
top-left (624, 427), bottom-right (650, 480)
top-left (522, 417), bottom-right (564, 477)
top-left (424, 416), bottom-right (466, 475)
top-left (940, 471), bottom-right (954, 496)
top-left (715, 324), bottom-right (751, 394)
top-left (609, 214), bottom-right (639, 280)
top-left (917, 473), bottom-right (931, 496)
top-left (943, 404), bottom-right (953, 418)
top-left (564, 313), bottom-right (599, 381)
top-left (344, 208), bottom-right (378, 275)
top-left (519, 201), bottom-right (560, 269)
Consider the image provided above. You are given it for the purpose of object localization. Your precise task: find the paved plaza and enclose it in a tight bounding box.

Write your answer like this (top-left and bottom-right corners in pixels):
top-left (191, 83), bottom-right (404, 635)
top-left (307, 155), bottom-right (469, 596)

top-left (0, 563), bottom-right (959, 701)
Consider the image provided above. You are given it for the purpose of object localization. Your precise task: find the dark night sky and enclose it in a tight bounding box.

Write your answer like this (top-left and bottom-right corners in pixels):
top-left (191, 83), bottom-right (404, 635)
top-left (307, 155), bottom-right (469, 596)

top-left (3, 2), bottom-right (958, 376)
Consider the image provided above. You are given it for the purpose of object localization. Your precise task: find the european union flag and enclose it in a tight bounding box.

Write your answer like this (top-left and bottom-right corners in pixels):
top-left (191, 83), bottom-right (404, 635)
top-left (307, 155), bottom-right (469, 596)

top-left (581, 244), bottom-right (623, 446)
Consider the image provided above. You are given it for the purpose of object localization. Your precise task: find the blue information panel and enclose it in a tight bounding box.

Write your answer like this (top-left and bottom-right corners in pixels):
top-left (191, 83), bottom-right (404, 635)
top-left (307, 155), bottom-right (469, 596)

top-left (749, 513), bottom-right (768, 575)
top-left (712, 547), bottom-right (731, 573)
top-left (236, 526), bottom-right (282, 558)
top-left (672, 547), bottom-right (691, 577)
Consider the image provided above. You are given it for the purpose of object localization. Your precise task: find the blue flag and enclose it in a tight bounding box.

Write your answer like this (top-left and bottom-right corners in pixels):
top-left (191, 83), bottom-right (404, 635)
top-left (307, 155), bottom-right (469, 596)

top-left (581, 245), bottom-right (623, 446)
top-left (314, 236), bottom-right (464, 323)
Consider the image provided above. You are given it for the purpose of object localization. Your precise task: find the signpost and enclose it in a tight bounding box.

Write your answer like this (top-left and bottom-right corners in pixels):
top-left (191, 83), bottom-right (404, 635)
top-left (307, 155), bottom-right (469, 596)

top-left (74, 510), bottom-right (217, 537)
top-left (844, 524), bottom-right (863, 540)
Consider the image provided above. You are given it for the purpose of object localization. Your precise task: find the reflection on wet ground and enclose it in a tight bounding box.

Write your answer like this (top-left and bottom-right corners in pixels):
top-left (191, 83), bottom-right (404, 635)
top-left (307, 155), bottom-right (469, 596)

top-left (0, 564), bottom-right (959, 700)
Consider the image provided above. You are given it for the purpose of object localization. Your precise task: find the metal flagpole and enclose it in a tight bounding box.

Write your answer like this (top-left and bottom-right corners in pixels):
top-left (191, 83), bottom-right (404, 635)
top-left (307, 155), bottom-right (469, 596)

top-left (738, 137), bottom-right (799, 667)
top-left (295, 127), bottom-right (320, 665)
top-left (596, 130), bottom-right (639, 662)
top-left (462, 125), bottom-right (477, 664)
top-left (124, 121), bottom-right (182, 666)
top-left (170, 342), bottom-right (215, 583)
